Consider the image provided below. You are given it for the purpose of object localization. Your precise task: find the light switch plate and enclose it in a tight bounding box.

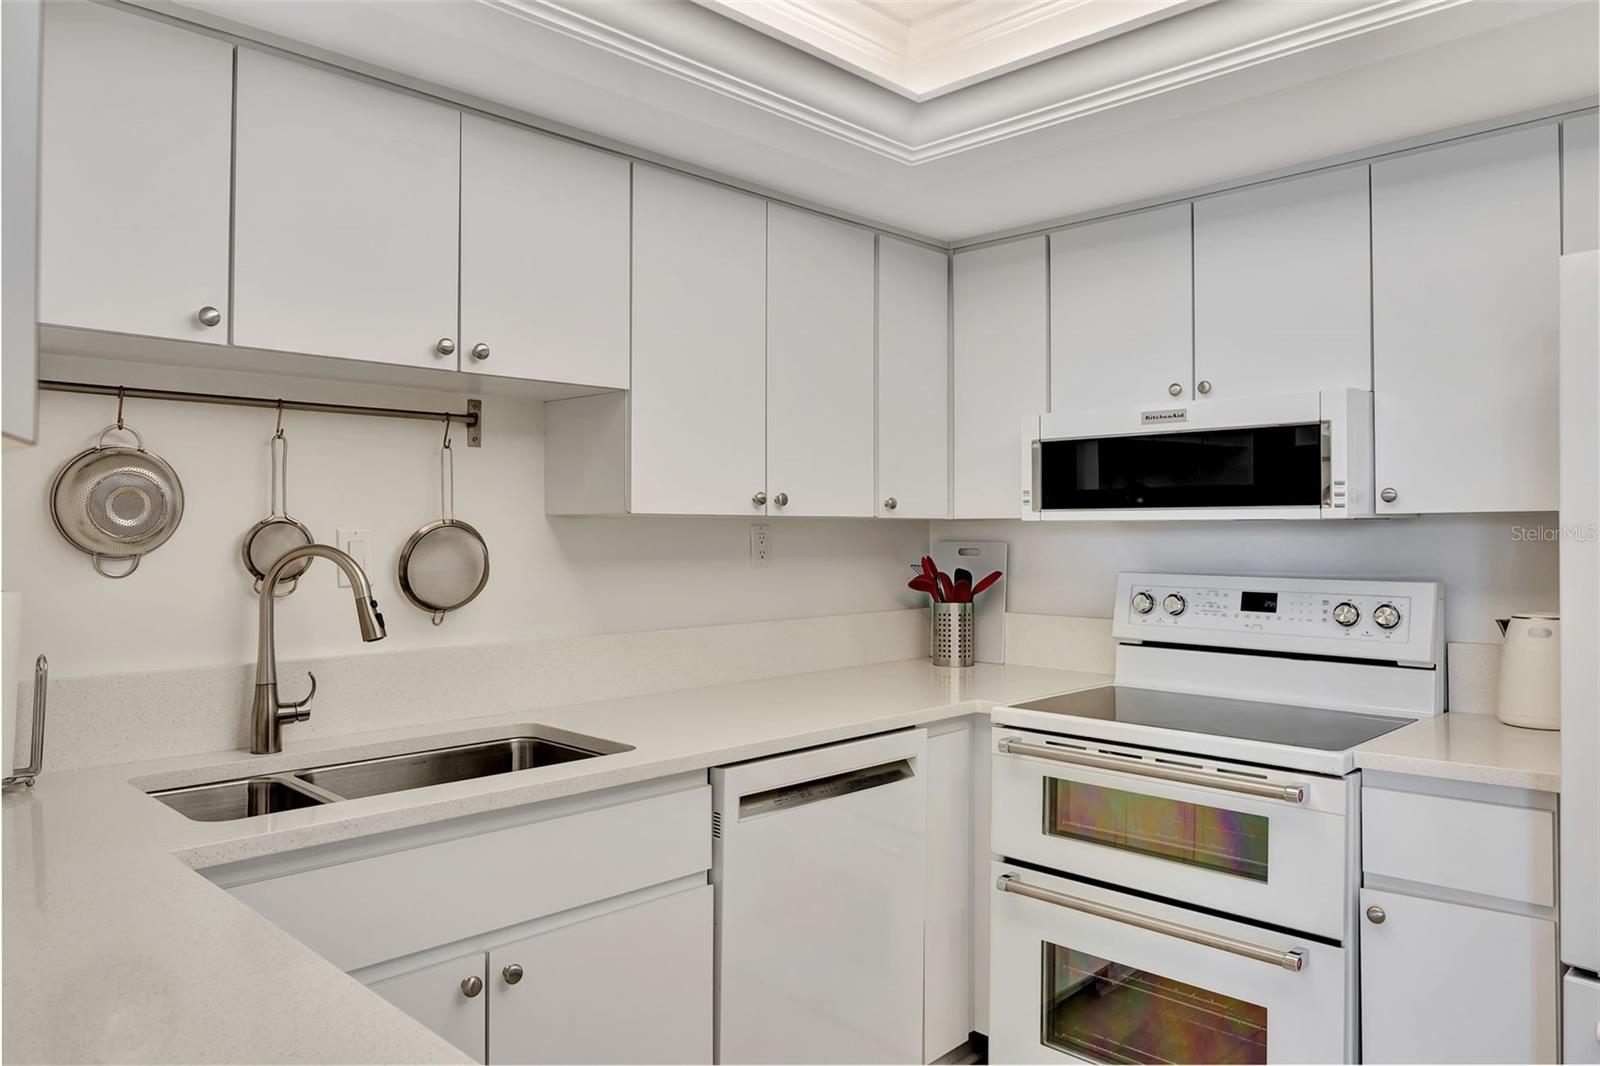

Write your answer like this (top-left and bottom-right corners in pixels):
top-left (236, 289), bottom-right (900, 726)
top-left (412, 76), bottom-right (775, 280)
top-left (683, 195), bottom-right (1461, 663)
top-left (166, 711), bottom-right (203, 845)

top-left (336, 528), bottom-right (371, 588)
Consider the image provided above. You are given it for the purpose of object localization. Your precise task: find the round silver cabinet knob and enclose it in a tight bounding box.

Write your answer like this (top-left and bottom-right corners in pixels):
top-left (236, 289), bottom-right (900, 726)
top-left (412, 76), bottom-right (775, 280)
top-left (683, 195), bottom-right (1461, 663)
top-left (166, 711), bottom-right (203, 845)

top-left (1162, 593), bottom-right (1186, 616)
top-left (502, 963), bottom-right (524, 986)
top-left (196, 305), bottom-right (222, 328)
top-left (1168, 383), bottom-right (1183, 397)
top-left (435, 338), bottom-right (457, 357)
top-left (1333, 602), bottom-right (1361, 627)
top-left (1197, 380), bottom-right (1213, 395)
top-left (773, 492), bottom-right (789, 507)
top-left (752, 491), bottom-right (767, 507)
top-left (1380, 487), bottom-right (1398, 504)
top-left (461, 975), bottom-right (483, 998)
top-left (1131, 591), bottom-right (1155, 615)
top-left (471, 343), bottom-right (490, 361)
top-left (1366, 905), bottom-right (1386, 925)
top-left (883, 497), bottom-right (897, 511)
top-left (1373, 603), bottom-right (1402, 630)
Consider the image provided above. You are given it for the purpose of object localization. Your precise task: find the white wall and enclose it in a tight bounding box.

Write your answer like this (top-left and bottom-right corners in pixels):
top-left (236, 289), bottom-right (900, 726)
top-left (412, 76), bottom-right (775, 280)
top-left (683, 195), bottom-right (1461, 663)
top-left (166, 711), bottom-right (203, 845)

top-left (940, 516), bottom-right (1559, 645)
top-left (3, 354), bottom-right (928, 680)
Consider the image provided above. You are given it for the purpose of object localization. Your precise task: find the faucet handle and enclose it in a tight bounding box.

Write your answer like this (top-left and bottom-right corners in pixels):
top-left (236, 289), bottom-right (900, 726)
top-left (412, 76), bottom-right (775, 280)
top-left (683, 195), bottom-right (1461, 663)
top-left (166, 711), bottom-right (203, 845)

top-left (278, 672), bottom-right (317, 720)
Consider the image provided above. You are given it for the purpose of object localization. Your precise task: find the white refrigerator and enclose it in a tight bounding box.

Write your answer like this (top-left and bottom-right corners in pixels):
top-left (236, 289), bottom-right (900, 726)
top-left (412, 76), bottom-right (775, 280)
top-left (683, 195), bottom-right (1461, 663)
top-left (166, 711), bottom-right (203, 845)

top-left (1561, 248), bottom-right (1600, 1064)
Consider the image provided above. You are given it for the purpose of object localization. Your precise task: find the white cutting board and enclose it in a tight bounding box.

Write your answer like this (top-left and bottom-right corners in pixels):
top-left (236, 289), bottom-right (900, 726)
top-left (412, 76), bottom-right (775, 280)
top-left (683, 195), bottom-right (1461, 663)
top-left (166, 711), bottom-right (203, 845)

top-left (932, 541), bottom-right (1007, 664)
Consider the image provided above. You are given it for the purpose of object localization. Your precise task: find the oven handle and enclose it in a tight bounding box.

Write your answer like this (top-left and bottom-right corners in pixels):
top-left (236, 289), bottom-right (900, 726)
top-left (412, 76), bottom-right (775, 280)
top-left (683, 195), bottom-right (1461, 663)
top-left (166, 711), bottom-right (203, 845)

top-left (996, 873), bottom-right (1306, 973)
top-left (997, 737), bottom-right (1306, 804)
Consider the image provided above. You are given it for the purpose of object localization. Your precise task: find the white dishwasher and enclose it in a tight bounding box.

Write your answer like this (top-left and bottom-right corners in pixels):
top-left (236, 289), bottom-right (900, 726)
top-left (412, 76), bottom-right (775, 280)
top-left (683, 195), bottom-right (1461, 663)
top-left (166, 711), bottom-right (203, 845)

top-left (712, 728), bottom-right (927, 1065)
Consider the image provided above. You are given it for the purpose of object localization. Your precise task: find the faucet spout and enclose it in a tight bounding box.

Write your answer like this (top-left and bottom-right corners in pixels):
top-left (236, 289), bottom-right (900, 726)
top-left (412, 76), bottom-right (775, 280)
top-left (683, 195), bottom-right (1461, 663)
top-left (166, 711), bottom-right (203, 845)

top-left (251, 544), bottom-right (386, 755)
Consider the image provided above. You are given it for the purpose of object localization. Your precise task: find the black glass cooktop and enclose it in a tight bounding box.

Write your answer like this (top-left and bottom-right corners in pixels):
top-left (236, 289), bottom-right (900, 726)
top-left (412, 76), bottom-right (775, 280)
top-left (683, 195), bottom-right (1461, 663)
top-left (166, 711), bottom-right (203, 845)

top-left (1012, 686), bottom-right (1411, 752)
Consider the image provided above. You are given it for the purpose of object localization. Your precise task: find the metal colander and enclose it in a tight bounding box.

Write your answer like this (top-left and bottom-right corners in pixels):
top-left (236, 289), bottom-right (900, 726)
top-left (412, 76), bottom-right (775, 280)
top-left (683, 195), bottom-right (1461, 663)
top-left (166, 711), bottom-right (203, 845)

top-left (398, 426), bottom-right (489, 624)
top-left (50, 422), bottom-right (184, 578)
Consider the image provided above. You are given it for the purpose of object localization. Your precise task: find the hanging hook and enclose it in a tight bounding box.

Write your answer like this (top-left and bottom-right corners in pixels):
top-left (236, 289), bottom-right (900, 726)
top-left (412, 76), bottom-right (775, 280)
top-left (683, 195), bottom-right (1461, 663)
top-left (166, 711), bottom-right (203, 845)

top-left (274, 399), bottom-right (285, 439)
top-left (441, 414), bottom-right (453, 451)
top-left (114, 386), bottom-right (126, 430)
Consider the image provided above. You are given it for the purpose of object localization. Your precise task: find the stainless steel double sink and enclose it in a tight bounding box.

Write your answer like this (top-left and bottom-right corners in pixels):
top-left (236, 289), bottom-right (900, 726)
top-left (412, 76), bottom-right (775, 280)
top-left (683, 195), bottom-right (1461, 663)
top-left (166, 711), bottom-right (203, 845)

top-left (149, 726), bottom-right (632, 822)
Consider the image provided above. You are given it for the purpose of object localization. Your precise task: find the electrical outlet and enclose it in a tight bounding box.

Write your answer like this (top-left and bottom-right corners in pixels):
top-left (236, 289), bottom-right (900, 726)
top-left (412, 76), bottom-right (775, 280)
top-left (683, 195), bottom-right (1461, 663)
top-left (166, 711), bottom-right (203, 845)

top-left (336, 528), bottom-right (371, 587)
top-left (750, 524), bottom-right (771, 568)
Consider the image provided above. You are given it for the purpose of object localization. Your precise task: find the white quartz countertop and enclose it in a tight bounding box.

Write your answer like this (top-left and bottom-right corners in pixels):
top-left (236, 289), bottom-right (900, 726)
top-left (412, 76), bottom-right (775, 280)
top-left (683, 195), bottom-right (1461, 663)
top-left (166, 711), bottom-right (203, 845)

top-left (1, 658), bottom-right (1107, 1065)
top-left (1352, 711), bottom-right (1561, 791)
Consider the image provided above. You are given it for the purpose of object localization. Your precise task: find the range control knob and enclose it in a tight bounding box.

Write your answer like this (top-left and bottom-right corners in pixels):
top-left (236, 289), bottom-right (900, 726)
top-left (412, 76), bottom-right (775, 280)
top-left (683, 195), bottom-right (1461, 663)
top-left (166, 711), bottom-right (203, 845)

top-left (1162, 593), bottom-right (1187, 617)
top-left (1373, 603), bottom-right (1402, 630)
top-left (1332, 602), bottom-right (1361, 628)
top-left (1131, 591), bottom-right (1156, 615)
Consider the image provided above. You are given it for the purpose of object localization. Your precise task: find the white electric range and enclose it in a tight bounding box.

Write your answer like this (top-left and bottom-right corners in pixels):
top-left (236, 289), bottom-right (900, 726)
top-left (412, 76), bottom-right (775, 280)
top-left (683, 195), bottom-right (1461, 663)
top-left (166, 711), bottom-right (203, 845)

top-left (988, 572), bottom-right (1443, 1065)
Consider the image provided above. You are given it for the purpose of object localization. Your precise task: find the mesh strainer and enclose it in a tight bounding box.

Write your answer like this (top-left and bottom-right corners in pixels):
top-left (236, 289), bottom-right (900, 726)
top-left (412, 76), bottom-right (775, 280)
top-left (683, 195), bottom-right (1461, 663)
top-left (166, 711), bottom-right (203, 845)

top-left (397, 423), bottom-right (488, 625)
top-left (241, 413), bottom-right (314, 595)
top-left (50, 420), bottom-right (184, 578)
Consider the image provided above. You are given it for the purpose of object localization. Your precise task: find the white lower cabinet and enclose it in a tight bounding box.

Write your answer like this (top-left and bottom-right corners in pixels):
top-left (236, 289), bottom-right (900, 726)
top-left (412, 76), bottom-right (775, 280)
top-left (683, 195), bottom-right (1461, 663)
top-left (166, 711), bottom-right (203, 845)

top-left (1567, 969), bottom-right (1600, 1065)
top-left (370, 950), bottom-right (489, 1063)
top-left (924, 721), bottom-right (974, 1062)
top-left (488, 885), bottom-right (712, 1064)
top-left (1360, 888), bottom-right (1557, 1064)
top-left (1361, 777), bottom-right (1559, 1064)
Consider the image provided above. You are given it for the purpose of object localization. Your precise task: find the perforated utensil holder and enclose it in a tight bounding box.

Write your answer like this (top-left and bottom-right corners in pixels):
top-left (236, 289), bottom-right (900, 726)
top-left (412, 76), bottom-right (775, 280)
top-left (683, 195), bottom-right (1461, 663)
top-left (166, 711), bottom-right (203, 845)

top-left (930, 602), bottom-right (975, 667)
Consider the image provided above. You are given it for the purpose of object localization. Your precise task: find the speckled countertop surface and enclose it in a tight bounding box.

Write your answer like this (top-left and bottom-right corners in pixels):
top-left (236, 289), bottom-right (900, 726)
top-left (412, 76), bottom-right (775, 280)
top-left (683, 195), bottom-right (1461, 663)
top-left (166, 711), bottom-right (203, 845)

top-left (2, 659), bottom-right (1106, 1065)
top-left (1352, 711), bottom-right (1561, 791)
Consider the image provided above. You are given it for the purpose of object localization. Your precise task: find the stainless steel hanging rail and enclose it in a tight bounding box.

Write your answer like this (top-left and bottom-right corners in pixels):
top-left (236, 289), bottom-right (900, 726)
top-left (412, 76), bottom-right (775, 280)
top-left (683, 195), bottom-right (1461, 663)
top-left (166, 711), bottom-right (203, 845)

top-left (38, 381), bottom-right (483, 447)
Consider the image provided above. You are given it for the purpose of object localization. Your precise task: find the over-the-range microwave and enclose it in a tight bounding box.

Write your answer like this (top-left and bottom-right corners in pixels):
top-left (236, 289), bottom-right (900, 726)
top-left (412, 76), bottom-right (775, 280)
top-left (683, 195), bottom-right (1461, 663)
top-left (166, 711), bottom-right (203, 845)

top-left (1021, 388), bottom-right (1374, 520)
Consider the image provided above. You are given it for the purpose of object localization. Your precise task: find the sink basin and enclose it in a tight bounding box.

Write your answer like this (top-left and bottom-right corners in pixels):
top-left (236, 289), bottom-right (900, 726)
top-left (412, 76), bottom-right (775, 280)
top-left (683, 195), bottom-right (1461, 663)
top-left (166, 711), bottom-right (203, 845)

top-left (295, 735), bottom-right (615, 800)
top-left (151, 777), bottom-right (331, 822)
top-left (147, 726), bottom-right (632, 820)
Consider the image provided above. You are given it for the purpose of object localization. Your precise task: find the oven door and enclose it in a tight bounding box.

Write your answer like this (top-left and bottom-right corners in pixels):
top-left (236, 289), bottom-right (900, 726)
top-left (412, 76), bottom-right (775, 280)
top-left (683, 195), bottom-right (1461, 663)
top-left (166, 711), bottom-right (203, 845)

top-left (989, 861), bottom-right (1348, 1065)
top-left (991, 726), bottom-right (1351, 939)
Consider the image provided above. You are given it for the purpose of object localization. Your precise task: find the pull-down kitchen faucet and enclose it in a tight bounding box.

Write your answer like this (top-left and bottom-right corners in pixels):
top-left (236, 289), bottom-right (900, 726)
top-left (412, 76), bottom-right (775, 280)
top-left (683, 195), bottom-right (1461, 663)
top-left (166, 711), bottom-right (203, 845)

top-left (251, 544), bottom-right (385, 755)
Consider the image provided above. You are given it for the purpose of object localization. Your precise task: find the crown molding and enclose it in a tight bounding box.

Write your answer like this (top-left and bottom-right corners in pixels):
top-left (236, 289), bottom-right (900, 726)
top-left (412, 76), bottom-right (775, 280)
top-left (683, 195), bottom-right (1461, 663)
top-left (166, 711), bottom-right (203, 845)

top-left (497, 0), bottom-right (1479, 163)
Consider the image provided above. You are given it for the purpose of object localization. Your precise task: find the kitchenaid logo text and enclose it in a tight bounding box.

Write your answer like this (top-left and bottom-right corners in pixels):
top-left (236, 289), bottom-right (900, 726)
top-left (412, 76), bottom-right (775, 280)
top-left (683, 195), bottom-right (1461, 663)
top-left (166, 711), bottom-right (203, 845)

top-left (1140, 409), bottom-right (1189, 424)
top-left (1511, 523), bottom-right (1599, 542)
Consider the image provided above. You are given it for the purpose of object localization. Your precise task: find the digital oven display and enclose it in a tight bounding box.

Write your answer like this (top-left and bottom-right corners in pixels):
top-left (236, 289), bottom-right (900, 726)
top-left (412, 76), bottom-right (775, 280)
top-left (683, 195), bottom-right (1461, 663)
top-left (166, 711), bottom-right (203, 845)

top-left (1240, 591), bottom-right (1278, 614)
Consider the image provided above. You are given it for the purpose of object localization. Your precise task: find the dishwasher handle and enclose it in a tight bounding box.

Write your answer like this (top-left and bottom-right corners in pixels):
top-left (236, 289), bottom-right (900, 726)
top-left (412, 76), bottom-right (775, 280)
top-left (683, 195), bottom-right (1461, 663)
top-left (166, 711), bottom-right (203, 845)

top-left (737, 758), bottom-right (914, 819)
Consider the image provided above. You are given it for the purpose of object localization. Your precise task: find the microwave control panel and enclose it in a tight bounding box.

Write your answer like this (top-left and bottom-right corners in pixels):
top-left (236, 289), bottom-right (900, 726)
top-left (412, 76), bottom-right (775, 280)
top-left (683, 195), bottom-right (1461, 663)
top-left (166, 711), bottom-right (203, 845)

top-left (1112, 572), bottom-right (1442, 665)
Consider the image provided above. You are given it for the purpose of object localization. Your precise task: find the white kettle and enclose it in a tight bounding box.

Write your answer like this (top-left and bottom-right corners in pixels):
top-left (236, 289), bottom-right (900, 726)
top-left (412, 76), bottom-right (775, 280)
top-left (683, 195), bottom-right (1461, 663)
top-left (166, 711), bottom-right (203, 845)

top-left (1496, 614), bottom-right (1561, 730)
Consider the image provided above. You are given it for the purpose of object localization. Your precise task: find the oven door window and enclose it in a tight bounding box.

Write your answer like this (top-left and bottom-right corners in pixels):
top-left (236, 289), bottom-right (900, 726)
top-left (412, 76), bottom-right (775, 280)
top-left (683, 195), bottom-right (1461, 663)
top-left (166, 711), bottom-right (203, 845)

top-left (1037, 423), bottom-right (1324, 510)
top-left (1044, 778), bottom-right (1269, 882)
top-left (1042, 942), bottom-right (1268, 1064)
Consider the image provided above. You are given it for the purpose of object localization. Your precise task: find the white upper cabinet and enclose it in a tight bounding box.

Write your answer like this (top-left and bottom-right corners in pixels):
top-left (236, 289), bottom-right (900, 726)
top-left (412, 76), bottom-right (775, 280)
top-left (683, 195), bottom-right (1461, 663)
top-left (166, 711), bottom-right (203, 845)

top-left (953, 237), bottom-right (1047, 519)
top-left (1372, 125), bottom-right (1561, 514)
top-left (233, 51), bottom-right (460, 369)
top-left (1050, 204), bottom-right (1191, 410)
top-left (630, 167), bottom-right (767, 516)
top-left (1564, 113), bottom-right (1599, 253)
top-left (1194, 166), bottom-right (1372, 398)
top-left (877, 237), bottom-right (950, 519)
top-left (39, 1), bottom-right (232, 343)
top-left (766, 205), bottom-right (876, 518)
top-left (459, 115), bottom-right (629, 387)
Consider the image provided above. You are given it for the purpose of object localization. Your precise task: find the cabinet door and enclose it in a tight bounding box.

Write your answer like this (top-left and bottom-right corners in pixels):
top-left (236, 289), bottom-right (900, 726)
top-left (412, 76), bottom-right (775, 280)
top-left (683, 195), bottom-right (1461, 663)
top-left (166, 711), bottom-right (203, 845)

top-left (953, 237), bottom-right (1047, 518)
top-left (1565, 113), bottom-right (1599, 254)
top-left (487, 885), bottom-right (712, 1064)
top-left (38, 0), bottom-right (232, 342)
top-left (460, 115), bottom-right (629, 387)
top-left (878, 237), bottom-right (950, 519)
top-left (1050, 204), bottom-right (1191, 410)
top-left (1566, 969), bottom-right (1600, 1065)
top-left (1372, 125), bottom-right (1560, 514)
top-left (630, 168), bottom-right (767, 515)
top-left (1360, 888), bottom-right (1557, 1063)
top-left (924, 725), bottom-right (973, 1062)
top-left (368, 950), bottom-right (488, 1064)
top-left (3, 0), bottom-right (41, 444)
top-left (1194, 167), bottom-right (1371, 398)
top-left (766, 205), bottom-right (875, 517)
top-left (233, 51), bottom-right (459, 369)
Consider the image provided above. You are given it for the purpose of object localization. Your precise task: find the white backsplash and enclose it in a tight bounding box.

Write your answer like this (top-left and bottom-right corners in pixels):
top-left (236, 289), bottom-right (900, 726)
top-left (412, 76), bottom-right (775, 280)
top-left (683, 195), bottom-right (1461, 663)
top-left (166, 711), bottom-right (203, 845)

top-left (15, 609), bottom-right (927, 772)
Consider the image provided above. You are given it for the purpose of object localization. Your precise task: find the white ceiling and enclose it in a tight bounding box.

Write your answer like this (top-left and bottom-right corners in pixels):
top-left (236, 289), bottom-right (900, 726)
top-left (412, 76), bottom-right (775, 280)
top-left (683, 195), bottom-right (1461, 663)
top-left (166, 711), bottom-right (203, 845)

top-left (136, 0), bottom-right (1599, 243)
top-left (692, 0), bottom-right (1207, 99)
